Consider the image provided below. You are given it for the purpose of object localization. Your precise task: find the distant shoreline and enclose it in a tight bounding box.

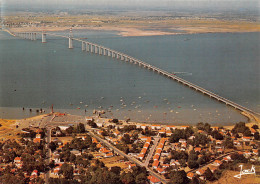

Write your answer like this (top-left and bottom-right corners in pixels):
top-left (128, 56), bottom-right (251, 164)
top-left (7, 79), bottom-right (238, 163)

top-left (9, 24), bottom-right (260, 37)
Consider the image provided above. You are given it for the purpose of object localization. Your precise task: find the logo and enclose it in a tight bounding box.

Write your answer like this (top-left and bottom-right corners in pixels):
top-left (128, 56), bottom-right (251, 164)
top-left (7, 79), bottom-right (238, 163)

top-left (234, 165), bottom-right (256, 179)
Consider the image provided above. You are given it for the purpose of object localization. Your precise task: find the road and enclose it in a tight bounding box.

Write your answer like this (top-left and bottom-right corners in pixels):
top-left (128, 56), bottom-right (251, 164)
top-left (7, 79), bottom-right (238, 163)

top-left (43, 115), bottom-right (55, 184)
top-left (87, 130), bottom-right (169, 184)
top-left (189, 150), bottom-right (242, 174)
top-left (144, 137), bottom-right (160, 167)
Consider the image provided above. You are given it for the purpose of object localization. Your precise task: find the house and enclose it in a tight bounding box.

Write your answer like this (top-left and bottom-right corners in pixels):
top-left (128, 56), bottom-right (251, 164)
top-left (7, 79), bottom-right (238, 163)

top-left (33, 138), bottom-right (41, 143)
top-left (252, 149), bottom-right (258, 155)
top-left (31, 170), bottom-right (38, 177)
top-left (166, 125), bottom-right (176, 130)
top-left (196, 169), bottom-right (205, 176)
top-left (243, 151), bottom-right (251, 158)
top-left (153, 154), bottom-right (160, 161)
top-left (242, 137), bottom-right (251, 142)
top-left (143, 142), bottom-right (150, 149)
top-left (105, 152), bottom-right (114, 158)
top-left (187, 172), bottom-right (195, 179)
top-left (152, 160), bottom-right (160, 169)
top-left (148, 175), bottom-right (161, 184)
top-left (212, 160), bottom-right (222, 167)
top-left (194, 147), bottom-right (201, 152)
top-left (113, 130), bottom-right (120, 137)
top-left (14, 157), bottom-right (21, 163)
top-left (209, 167), bottom-right (218, 173)
top-left (157, 167), bottom-right (165, 174)
top-left (96, 122), bottom-right (104, 127)
top-left (53, 166), bottom-right (61, 176)
top-left (179, 139), bottom-right (186, 143)
top-left (217, 148), bottom-right (224, 154)
top-left (233, 140), bottom-right (241, 146)
top-left (128, 163), bottom-right (136, 169)
top-left (250, 128), bottom-right (256, 135)
top-left (158, 129), bottom-right (166, 135)
top-left (138, 154), bottom-right (145, 160)
top-left (166, 130), bottom-right (172, 136)
top-left (151, 125), bottom-right (161, 130)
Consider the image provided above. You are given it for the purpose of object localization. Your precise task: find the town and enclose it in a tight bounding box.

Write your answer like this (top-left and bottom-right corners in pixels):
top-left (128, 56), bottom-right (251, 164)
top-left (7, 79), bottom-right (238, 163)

top-left (0, 112), bottom-right (259, 184)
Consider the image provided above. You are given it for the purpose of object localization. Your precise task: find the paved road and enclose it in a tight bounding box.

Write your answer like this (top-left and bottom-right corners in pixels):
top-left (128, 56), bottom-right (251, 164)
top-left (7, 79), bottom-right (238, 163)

top-left (44, 127), bottom-right (52, 184)
top-left (144, 137), bottom-right (160, 167)
top-left (87, 130), bottom-right (169, 184)
top-left (189, 150), bottom-right (242, 173)
top-left (41, 116), bottom-right (169, 183)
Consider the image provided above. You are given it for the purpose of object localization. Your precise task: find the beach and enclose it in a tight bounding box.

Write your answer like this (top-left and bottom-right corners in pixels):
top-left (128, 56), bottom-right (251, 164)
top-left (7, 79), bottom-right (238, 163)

top-left (8, 18), bottom-right (260, 37)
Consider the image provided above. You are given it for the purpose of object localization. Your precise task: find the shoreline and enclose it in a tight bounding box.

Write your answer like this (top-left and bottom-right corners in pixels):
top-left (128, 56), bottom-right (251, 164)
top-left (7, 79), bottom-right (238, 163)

top-left (9, 26), bottom-right (260, 37)
top-left (1, 110), bottom-right (259, 129)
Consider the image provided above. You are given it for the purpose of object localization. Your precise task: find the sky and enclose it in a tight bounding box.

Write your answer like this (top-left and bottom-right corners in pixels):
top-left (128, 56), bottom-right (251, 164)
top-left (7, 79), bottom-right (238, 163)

top-left (2, 0), bottom-right (259, 9)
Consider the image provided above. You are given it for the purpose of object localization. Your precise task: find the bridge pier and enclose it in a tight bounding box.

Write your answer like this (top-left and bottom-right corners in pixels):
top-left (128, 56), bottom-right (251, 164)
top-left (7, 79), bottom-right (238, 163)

top-left (108, 50), bottom-right (111, 57)
top-left (86, 43), bottom-right (90, 52)
top-left (104, 49), bottom-right (107, 56)
top-left (82, 42), bottom-right (85, 51)
top-left (69, 37), bottom-right (73, 49)
top-left (42, 32), bottom-right (47, 43)
top-left (90, 45), bottom-right (94, 53)
top-left (99, 47), bottom-right (102, 55)
top-left (95, 46), bottom-right (98, 54)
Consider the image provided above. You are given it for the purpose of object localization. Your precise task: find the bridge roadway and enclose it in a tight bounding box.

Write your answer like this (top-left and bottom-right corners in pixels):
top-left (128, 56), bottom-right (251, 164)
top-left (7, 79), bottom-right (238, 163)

top-left (13, 31), bottom-right (259, 117)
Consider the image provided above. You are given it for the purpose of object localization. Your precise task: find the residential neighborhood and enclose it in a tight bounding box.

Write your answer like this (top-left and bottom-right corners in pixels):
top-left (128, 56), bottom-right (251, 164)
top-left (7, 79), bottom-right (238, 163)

top-left (0, 113), bottom-right (259, 184)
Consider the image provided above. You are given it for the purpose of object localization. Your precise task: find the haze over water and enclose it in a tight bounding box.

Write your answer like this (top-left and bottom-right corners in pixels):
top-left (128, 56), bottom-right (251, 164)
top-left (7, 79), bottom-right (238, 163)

top-left (0, 30), bottom-right (259, 125)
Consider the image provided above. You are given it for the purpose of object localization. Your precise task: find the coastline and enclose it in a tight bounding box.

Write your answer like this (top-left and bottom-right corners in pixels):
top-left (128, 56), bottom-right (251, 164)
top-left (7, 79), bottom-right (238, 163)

top-left (1, 110), bottom-right (258, 130)
top-left (9, 24), bottom-right (260, 37)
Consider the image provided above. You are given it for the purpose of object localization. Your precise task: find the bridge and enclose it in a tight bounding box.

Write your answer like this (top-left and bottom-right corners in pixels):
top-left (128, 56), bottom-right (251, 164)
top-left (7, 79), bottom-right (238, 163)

top-left (11, 31), bottom-right (260, 118)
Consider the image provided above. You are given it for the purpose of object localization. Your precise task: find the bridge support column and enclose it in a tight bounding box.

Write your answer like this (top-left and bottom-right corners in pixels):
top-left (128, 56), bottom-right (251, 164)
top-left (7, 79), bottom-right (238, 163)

top-left (82, 42), bottom-right (85, 51)
top-left (95, 46), bottom-right (98, 54)
top-left (99, 47), bottom-right (102, 55)
top-left (107, 50), bottom-right (111, 57)
top-left (69, 37), bottom-right (73, 49)
top-left (121, 55), bottom-right (124, 61)
top-left (86, 43), bottom-right (90, 52)
top-left (30, 33), bottom-right (33, 40)
top-left (90, 45), bottom-right (93, 53)
top-left (32, 33), bottom-right (36, 40)
top-left (104, 49), bottom-right (107, 56)
top-left (42, 33), bottom-right (47, 43)
top-left (117, 54), bottom-right (120, 60)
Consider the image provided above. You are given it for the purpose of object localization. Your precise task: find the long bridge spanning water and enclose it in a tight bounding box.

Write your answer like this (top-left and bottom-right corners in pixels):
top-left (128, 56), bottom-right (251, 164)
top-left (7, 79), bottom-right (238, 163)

top-left (12, 31), bottom-right (260, 118)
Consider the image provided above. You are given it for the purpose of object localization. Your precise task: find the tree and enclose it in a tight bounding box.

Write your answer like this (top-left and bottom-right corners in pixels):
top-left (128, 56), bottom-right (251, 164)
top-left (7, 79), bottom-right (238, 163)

top-left (122, 134), bottom-right (131, 144)
top-left (77, 123), bottom-right (85, 133)
top-left (135, 173), bottom-right (147, 184)
top-left (59, 163), bottom-right (74, 179)
top-left (251, 125), bottom-right (259, 129)
top-left (110, 166), bottom-right (121, 175)
top-left (66, 126), bottom-right (74, 134)
top-left (193, 133), bottom-right (209, 146)
top-left (120, 172), bottom-right (135, 184)
top-left (254, 132), bottom-right (260, 140)
top-left (168, 170), bottom-right (189, 184)
top-left (211, 130), bottom-right (224, 140)
top-left (204, 167), bottom-right (214, 181)
top-left (49, 141), bottom-right (57, 152)
top-left (188, 160), bottom-right (199, 169)
top-left (223, 137), bottom-right (234, 148)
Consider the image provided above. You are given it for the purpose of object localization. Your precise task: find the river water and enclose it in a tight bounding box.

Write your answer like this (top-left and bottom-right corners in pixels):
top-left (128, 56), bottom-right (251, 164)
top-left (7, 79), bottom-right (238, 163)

top-left (0, 30), bottom-right (259, 125)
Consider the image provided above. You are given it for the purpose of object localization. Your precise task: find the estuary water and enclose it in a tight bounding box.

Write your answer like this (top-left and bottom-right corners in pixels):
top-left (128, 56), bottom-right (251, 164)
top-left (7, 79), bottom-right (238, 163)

top-left (0, 30), bottom-right (259, 125)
